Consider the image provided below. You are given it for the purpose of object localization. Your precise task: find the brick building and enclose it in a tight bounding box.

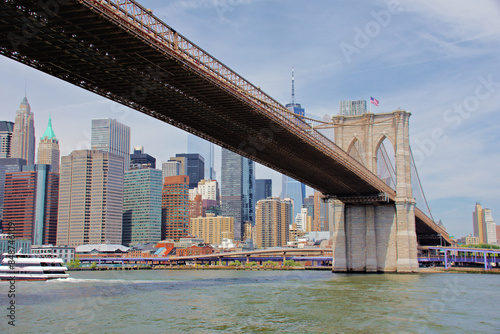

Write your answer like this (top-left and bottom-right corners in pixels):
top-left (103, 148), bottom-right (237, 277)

top-left (162, 175), bottom-right (189, 241)
top-left (176, 244), bottom-right (214, 257)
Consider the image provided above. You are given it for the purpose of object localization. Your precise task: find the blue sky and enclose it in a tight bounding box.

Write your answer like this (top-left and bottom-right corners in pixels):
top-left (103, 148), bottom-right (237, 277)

top-left (1, 0), bottom-right (499, 239)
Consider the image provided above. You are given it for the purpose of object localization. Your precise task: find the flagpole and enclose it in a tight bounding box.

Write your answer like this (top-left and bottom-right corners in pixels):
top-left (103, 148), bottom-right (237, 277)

top-left (369, 97), bottom-right (371, 113)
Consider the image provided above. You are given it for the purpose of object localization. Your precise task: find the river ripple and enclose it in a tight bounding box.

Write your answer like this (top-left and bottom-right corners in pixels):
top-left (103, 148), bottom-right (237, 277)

top-left (0, 270), bottom-right (499, 333)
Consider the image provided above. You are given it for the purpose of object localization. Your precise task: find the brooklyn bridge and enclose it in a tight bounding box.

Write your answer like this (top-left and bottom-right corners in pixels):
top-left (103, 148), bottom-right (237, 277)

top-left (0, 0), bottom-right (451, 272)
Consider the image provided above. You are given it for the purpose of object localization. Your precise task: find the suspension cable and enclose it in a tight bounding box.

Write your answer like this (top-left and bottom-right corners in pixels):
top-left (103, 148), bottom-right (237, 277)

top-left (380, 142), bottom-right (396, 186)
top-left (410, 147), bottom-right (435, 222)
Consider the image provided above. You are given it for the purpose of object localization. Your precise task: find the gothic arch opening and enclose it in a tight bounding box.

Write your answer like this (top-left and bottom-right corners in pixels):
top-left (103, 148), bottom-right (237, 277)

top-left (375, 136), bottom-right (396, 188)
top-left (347, 138), bottom-right (366, 167)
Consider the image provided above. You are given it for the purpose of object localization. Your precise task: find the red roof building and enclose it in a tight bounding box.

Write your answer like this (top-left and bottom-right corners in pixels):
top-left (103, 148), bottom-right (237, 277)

top-left (176, 244), bottom-right (214, 257)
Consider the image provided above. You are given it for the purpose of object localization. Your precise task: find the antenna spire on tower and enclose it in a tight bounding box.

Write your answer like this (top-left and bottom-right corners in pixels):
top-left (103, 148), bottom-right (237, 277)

top-left (291, 67), bottom-right (295, 105)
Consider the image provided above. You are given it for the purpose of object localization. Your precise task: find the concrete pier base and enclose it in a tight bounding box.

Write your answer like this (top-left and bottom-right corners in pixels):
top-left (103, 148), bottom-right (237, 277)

top-left (330, 200), bottom-right (418, 273)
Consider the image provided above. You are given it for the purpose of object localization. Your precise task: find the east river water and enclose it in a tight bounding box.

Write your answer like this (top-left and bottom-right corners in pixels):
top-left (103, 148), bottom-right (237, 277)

top-left (0, 269), bottom-right (499, 333)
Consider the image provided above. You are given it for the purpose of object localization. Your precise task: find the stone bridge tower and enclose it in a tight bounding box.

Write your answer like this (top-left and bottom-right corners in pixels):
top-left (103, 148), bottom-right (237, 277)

top-left (327, 110), bottom-right (418, 273)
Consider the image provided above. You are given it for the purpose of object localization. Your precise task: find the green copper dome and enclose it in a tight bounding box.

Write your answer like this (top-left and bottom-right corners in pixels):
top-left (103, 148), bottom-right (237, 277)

top-left (41, 116), bottom-right (57, 141)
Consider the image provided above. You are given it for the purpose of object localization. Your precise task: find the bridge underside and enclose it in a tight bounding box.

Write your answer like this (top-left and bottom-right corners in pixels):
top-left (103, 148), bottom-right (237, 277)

top-left (0, 0), bottom-right (386, 198)
top-left (415, 208), bottom-right (450, 246)
top-left (0, 0), bottom-right (449, 245)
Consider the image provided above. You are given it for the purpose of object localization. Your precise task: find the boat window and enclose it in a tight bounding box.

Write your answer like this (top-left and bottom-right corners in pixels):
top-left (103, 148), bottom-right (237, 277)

top-left (43, 270), bottom-right (66, 274)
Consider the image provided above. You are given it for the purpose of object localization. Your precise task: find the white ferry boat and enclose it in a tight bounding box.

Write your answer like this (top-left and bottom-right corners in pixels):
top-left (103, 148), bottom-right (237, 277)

top-left (0, 253), bottom-right (69, 281)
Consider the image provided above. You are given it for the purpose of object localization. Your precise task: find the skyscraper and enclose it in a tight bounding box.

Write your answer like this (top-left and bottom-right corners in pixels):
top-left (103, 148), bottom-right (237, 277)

top-left (129, 146), bottom-right (156, 169)
top-left (0, 121), bottom-right (14, 158)
top-left (221, 148), bottom-right (255, 240)
top-left (0, 158), bottom-right (26, 223)
top-left (187, 134), bottom-right (215, 180)
top-left (339, 100), bottom-right (367, 116)
top-left (190, 214), bottom-right (234, 246)
top-left (122, 167), bottom-right (162, 246)
top-left (2, 164), bottom-right (59, 245)
top-left (57, 150), bottom-right (124, 247)
top-left (483, 208), bottom-right (497, 245)
top-left (11, 97), bottom-right (35, 165)
top-left (282, 68), bottom-right (306, 220)
top-left (303, 195), bottom-right (315, 220)
top-left (242, 157), bottom-right (255, 225)
top-left (189, 194), bottom-right (203, 221)
top-left (255, 179), bottom-right (272, 203)
top-left (221, 148), bottom-right (242, 238)
top-left (91, 118), bottom-right (130, 171)
top-left (168, 156), bottom-right (188, 176)
top-left (255, 197), bottom-right (291, 248)
top-left (37, 116), bottom-right (60, 174)
top-left (281, 176), bottom-right (306, 220)
top-left (196, 179), bottom-right (220, 218)
top-left (162, 175), bottom-right (189, 241)
top-left (162, 160), bottom-right (181, 179)
top-left (294, 207), bottom-right (307, 231)
top-left (197, 179), bottom-right (219, 203)
top-left (313, 191), bottom-right (330, 231)
top-left (284, 68), bottom-right (305, 117)
top-left (472, 203), bottom-right (487, 244)
top-left (175, 153), bottom-right (204, 189)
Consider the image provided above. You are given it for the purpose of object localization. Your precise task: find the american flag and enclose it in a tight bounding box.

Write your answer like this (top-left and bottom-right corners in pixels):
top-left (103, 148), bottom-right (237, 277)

top-left (370, 97), bottom-right (379, 106)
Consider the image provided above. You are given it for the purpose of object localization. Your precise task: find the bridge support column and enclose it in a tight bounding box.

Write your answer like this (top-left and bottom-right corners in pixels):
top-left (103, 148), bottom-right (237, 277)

top-left (393, 110), bottom-right (419, 273)
top-left (330, 200), bottom-right (347, 272)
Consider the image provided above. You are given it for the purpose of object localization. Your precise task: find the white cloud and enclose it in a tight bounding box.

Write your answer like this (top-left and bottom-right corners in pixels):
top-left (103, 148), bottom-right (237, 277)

top-left (404, 0), bottom-right (500, 41)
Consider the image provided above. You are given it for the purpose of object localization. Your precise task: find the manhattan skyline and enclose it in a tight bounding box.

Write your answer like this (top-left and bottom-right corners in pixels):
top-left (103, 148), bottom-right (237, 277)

top-left (0, 0), bottom-right (499, 239)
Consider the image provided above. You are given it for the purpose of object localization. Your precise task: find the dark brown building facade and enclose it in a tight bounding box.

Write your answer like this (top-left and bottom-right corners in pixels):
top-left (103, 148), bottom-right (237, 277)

top-left (2, 164), bottom-right (59, 245)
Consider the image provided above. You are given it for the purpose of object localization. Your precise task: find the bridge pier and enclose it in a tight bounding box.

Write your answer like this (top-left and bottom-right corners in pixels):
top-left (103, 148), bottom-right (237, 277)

top-left (330, 200), bottom-right (347, 272)
top-left (329, 199), bottom-right (418, 273)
